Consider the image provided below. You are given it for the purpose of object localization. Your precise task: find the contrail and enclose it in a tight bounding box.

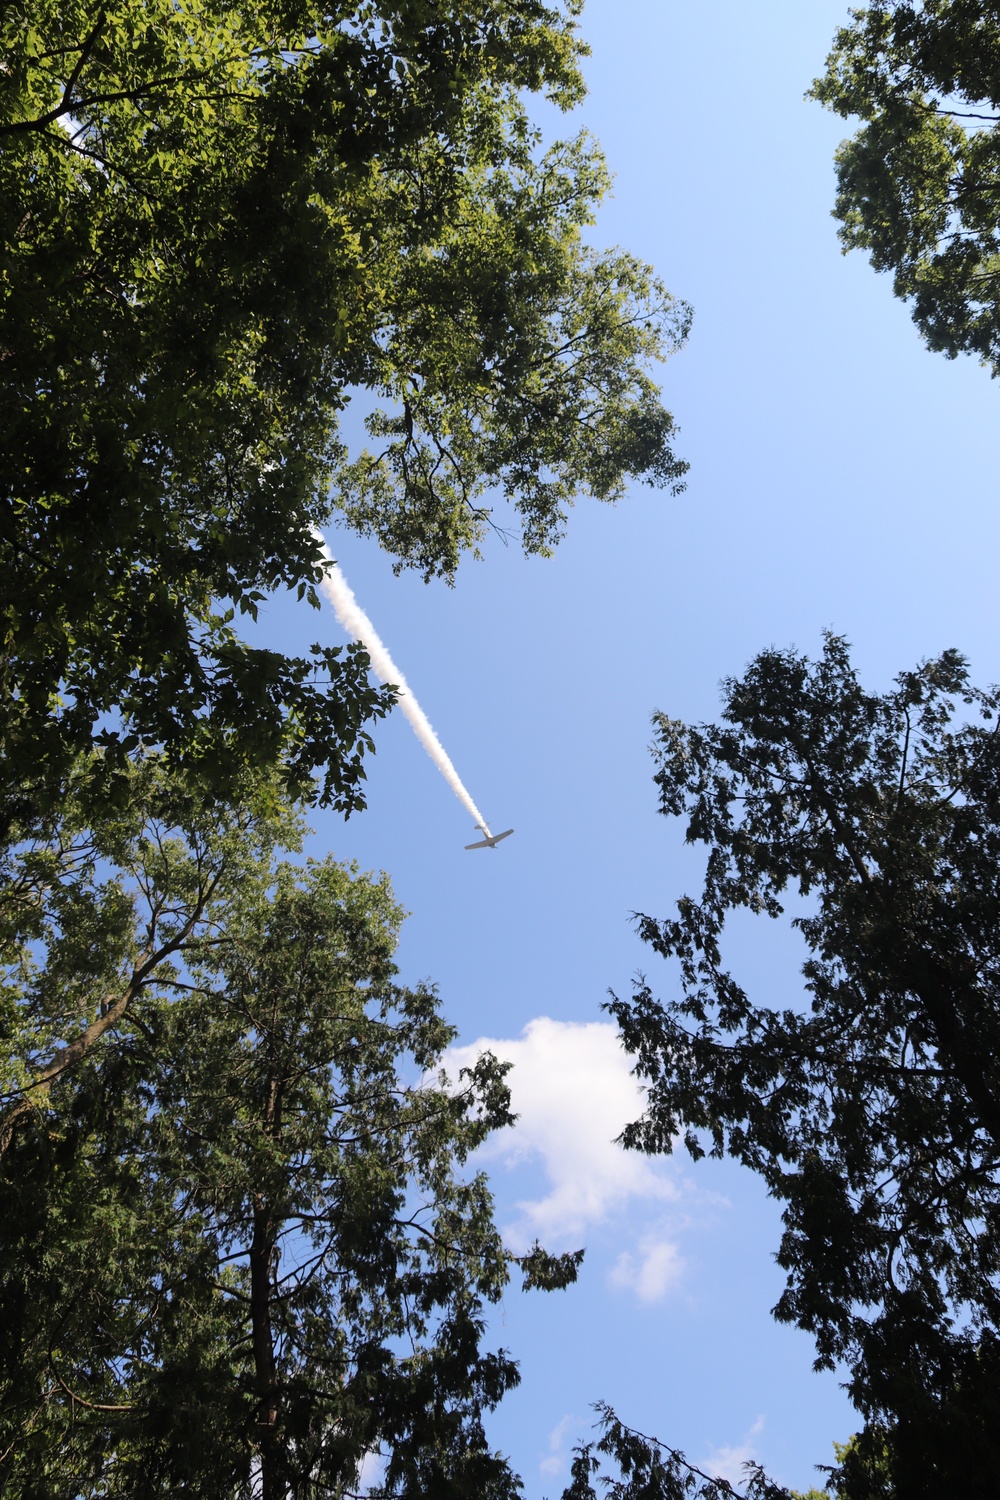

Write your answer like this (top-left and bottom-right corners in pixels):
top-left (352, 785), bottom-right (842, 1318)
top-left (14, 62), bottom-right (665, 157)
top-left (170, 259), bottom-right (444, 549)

top-left (312, 531), bottom-right (492, 833)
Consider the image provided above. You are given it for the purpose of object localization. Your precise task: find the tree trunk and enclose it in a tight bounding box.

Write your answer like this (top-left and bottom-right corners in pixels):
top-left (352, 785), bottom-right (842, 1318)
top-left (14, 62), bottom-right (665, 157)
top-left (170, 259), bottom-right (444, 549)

top-left (250, 1205), bottom-right (280, 1500)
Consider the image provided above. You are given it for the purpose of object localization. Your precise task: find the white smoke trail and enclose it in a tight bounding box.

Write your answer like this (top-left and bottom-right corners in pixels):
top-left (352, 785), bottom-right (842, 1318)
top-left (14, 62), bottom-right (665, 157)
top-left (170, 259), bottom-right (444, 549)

top-left (312, 531), bottom-right (491, 834)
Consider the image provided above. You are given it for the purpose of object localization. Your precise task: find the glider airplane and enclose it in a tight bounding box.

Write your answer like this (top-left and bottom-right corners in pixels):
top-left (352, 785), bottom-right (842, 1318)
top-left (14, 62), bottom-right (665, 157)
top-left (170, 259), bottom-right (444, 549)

top-left (464, 824), bottom-right (514, 851)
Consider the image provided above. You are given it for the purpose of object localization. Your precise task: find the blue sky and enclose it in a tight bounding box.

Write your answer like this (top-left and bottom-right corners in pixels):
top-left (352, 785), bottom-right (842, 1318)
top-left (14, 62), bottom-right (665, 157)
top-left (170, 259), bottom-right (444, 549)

top-left (256, 2), bottom-right (1000, 1490)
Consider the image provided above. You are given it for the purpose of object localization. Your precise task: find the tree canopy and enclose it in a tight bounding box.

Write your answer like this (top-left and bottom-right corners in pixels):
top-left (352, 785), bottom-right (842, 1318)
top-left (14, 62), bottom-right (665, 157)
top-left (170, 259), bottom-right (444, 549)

top-left (0, 758), bottom-right (581, 1496)
top-left (1, 0), bottom-right (690, 810)
top-left (609, 636), bottom-right (1000, 1498)
top-left (813, 1), bottom-right (1000, 376)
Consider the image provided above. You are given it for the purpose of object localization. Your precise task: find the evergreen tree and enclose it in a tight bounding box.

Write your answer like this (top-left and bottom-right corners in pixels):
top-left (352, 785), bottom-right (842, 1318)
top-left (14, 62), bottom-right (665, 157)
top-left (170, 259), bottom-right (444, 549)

top-left (0, 761), bottom-right (579, 1495)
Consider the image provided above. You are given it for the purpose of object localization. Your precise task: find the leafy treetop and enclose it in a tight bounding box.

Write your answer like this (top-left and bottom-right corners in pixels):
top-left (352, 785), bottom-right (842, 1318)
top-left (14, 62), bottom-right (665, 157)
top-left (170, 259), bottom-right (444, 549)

top-left (0, 757), bottom-right (582, 1496)
top-left (610, 634), bottom-right (1000, 1497)
top-left (813, 1), bottom-right (1000, 375)
top-left (1, 0), bottom-right (690, 810)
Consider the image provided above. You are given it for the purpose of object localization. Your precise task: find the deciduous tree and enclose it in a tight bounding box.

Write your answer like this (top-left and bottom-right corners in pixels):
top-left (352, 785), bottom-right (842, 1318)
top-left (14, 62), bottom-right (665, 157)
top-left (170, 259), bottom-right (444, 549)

top-left (813, 2), bottom-right (1000, 376)
top-left (610, 635), bottom-right (1000, 1497)
top-left (1, 0), bottom-right (690, 810)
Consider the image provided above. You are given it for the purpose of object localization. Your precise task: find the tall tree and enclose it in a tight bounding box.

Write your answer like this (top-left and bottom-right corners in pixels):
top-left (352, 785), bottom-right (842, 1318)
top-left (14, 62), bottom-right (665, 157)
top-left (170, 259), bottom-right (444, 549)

top-left (609, 635), bottom-right (1000, 1498)
top-left (813, 2), bottom-right (1000, 376)
top-left (0, 760), bottom-right (580, 1495)
top-left (1, 0), bottom-right (690, 809)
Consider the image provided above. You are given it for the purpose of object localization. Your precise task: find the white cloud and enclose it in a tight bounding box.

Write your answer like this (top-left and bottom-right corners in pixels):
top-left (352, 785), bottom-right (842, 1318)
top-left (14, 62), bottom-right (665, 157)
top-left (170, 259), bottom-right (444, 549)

top-left (608, 1235), bottom-right (683, 1303)
top-left (539, 1414), bottom-right (579, 1478)
top-left (702, 1417), bottom-right (766, 1486)
top-left (443, 1017), bottom-right (677, 1247)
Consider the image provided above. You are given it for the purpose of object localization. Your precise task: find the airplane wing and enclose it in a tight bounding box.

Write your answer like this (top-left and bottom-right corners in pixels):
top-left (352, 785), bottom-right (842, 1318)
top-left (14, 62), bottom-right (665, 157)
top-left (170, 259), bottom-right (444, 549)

top-left (464, 829), bottom-right (515, 850)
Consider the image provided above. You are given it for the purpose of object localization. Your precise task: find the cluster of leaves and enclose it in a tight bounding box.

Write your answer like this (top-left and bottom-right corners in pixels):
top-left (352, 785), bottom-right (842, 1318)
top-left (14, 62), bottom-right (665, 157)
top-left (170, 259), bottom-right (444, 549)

top-left (606, 635), bottom-right (1000, 1496)
top-left (1, 0), bottom-right (690, 810)
top-left (557, 1405), bottom-right (796, 1500)
top-left (0, 759), bottom-right (581, 1496)
top-left (813, 1), bottom-right (1000, 373)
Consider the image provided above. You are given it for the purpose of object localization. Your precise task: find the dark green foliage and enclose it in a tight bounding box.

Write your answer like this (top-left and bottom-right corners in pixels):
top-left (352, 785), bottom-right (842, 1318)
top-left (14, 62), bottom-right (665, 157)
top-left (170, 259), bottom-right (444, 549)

top-left (0, 761), bottom-right (580, 1496)
top-left (0, 0), bottom-right (690, 811)
top-left (813, 3), bottom-right (1000, 374)
top-left (557, 1405), bottom-right (794, 1500)
top-left (823, 1358), bottom-right (1000, 1499)
top-left (610, 635), bottom-right (1000, 1496)
top-left (823, 1427), bottom-right (895, 1500)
